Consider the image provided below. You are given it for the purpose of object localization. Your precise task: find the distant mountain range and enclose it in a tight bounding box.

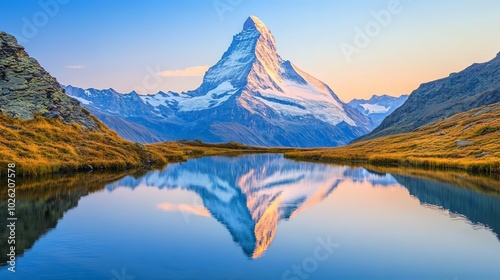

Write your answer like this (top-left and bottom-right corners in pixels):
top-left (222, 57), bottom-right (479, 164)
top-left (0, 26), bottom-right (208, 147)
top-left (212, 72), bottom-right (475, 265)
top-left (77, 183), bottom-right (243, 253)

top-left (62, 85), bottom-right (167, 143)
top-left (359, 52), bottom-right (500, 141)
top-left (348, 94), bottom-right (408, 128)
top-left (64, 16), bottom-right (375, 147)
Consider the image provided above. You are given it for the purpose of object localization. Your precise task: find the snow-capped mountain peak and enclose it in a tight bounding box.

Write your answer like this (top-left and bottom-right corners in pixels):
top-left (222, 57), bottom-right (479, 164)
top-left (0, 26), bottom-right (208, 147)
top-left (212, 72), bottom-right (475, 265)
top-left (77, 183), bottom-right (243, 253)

top-left (201, 16), bottom-right (279, 92)
top-left (194, 16), bottom-right (362, 128)
top-left (244, 15), bottom-right (269, 33)
top-left (64, 16), bottom-right (374, 147)
top-left (243, 15), bottom-right (276, 52)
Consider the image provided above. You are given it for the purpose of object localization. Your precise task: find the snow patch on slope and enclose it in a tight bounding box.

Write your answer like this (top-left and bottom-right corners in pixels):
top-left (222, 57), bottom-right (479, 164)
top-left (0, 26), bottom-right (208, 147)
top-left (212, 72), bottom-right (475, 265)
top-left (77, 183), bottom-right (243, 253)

top-left (360, 103), bottom-right (390, 114)
top-left (141, 94), bottom-right (172, 107)
top-left (178, 81), bottom-right (238, 112)
top-left (253, 82), bottom-right (356, 126)
top-left (72, 96), bottom-right (92, 105)
top-left (140, 82), bottom-right (238, 112)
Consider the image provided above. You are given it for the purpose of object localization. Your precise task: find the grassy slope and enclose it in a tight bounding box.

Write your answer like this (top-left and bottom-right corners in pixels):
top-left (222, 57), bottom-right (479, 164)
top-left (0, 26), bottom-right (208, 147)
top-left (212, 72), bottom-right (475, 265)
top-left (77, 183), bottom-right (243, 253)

top-left (286, 103), bottom-right (500, 174)
top-left (0, 113), bottom-right (147, 175)
top-left (0, 113), bottom-right (292, 176)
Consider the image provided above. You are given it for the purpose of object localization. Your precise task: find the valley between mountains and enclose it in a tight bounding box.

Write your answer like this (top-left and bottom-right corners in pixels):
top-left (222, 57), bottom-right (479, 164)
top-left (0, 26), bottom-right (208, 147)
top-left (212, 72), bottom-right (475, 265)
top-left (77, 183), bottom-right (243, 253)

top-left (1, 16), bottom-right (499, 176)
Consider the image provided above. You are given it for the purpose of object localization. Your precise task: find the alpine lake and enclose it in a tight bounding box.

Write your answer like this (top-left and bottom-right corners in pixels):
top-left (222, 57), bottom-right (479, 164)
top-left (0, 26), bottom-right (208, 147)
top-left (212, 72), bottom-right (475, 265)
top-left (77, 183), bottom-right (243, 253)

top-left (1, 154), bottom-right (499, 280)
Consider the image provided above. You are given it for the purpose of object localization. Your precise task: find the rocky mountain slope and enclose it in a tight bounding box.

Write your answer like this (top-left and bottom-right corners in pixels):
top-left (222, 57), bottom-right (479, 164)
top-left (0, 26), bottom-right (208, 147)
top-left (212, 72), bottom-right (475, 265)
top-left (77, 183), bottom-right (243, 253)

top-left (0, 32), bottom-right (98, 130)
top-left (359, 53), bottom-right (500, 141)
top-left (0, 31), bottom-right (151, 174)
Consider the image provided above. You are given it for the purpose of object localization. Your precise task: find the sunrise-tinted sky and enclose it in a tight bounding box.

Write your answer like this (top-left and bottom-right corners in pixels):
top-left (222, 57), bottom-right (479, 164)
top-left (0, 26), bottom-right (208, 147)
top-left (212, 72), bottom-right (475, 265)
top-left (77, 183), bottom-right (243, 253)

top-left (2, 0), bottom-right (500, 101)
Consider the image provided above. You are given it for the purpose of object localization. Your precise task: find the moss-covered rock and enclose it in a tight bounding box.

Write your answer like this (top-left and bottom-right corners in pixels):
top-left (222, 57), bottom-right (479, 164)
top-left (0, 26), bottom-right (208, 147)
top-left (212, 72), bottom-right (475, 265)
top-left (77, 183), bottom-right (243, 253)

top-left (0, 31), bottom-right (99, 130)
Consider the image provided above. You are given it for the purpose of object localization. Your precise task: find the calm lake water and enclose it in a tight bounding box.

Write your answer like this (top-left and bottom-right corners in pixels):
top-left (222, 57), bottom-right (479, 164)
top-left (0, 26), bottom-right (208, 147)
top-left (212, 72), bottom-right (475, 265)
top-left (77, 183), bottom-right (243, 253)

top-left (1, 154), bottom-right (499, 279)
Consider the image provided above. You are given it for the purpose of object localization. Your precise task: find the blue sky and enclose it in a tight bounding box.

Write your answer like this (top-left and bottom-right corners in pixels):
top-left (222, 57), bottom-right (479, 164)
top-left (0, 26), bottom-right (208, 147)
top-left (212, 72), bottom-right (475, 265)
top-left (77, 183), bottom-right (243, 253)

top-left (2, 0), bottom-right (500, 101)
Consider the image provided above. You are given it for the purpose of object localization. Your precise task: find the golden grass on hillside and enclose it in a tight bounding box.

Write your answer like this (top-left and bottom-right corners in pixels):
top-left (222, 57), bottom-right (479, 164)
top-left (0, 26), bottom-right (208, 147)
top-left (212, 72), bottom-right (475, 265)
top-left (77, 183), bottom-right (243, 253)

top-left (0, 114), bottom-right (291, 176)
top-left (0, 114), bottom-right (151, 175)
top-left (285, 103), bottom-right (500, 174)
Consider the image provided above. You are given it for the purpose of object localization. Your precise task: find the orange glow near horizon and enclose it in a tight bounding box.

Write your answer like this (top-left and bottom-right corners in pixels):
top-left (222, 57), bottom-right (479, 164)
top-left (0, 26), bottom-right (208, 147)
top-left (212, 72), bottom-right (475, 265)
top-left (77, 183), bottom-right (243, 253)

top-left (322, 49), bottom-right (499, 101)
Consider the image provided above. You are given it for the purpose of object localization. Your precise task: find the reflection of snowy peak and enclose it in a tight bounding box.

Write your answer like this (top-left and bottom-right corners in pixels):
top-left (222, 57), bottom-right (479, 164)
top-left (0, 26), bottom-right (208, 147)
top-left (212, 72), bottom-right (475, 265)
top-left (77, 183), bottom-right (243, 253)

top-left (64, 16), bottom-right (373, 147)
top-left (343, 168), bottom-right (399, 187)
top-left (105, 154), bottom-right (500, 257)
top-left (106, 154), bottom-right (344, 258)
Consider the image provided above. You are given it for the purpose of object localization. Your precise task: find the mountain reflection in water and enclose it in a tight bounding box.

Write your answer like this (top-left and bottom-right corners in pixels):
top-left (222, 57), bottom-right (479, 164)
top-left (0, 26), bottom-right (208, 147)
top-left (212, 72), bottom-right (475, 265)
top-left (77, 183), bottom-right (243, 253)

top-left (105, 154), bottom-right (500, 258)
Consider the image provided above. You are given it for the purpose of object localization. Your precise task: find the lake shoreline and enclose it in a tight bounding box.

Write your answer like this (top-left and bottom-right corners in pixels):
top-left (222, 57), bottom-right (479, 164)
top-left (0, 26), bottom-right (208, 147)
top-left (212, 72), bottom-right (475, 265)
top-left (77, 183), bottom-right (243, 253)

top-left (3, 144), bottom-right (499, 177)
top-left (284, 153), bottom-right (500, 175)
top-left (0, 140), bottom-right (296, 177)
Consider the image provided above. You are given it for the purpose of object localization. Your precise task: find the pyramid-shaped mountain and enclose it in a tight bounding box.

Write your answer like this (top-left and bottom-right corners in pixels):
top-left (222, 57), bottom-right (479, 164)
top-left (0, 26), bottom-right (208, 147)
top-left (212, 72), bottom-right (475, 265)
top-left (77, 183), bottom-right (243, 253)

top-left (65, 16), bottom-right (373, 147)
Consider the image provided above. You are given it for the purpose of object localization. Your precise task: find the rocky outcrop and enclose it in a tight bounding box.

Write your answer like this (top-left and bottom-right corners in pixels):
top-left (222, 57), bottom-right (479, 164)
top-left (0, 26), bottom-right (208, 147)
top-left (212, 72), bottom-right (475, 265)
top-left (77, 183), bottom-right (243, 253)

top-left (0, 31), bottom-right (98, 130)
